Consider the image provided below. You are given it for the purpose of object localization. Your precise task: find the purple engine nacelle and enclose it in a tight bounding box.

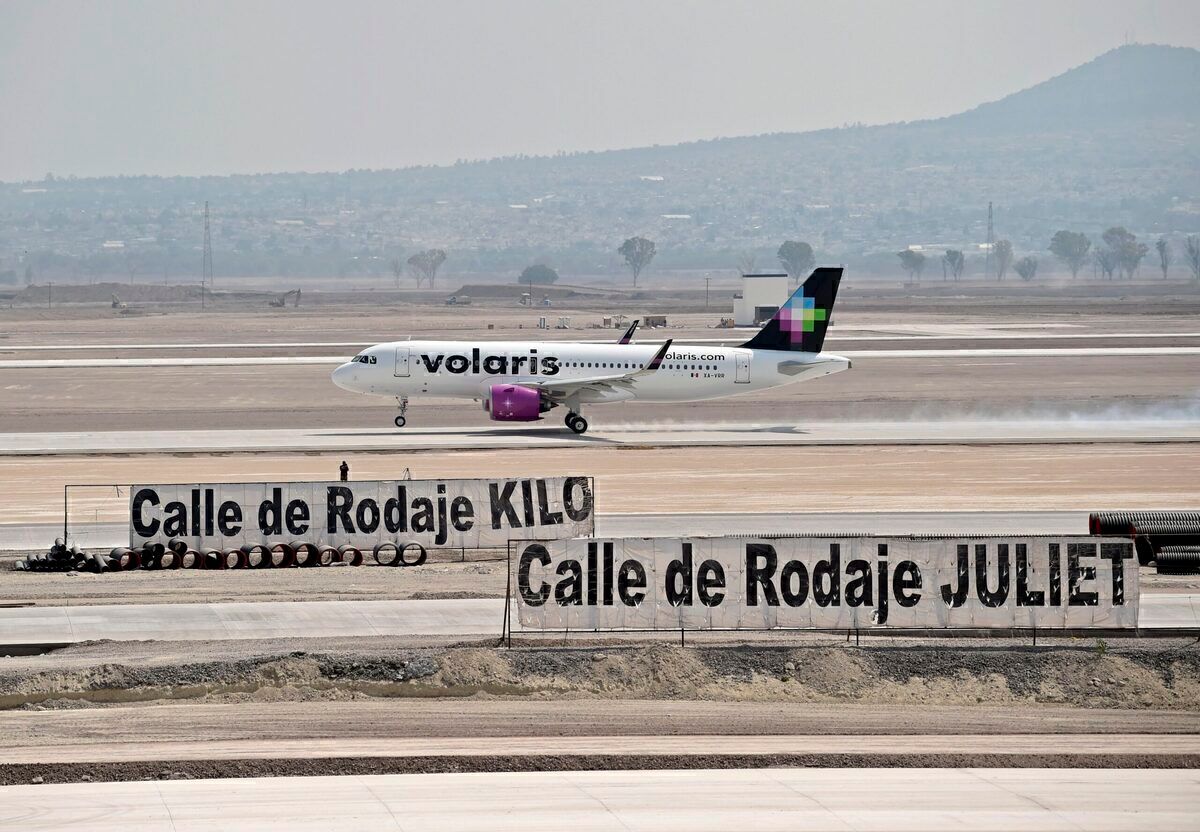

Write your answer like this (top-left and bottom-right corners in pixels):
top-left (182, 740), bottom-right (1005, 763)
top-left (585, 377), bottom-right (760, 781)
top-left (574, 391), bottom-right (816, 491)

top-left (484, 384), bottom-right (551, 421)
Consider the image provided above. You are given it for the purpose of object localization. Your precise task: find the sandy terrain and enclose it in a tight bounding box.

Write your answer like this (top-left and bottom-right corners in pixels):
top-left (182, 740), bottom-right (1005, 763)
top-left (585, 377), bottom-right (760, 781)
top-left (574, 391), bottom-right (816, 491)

top-left (4, 444), bottom-right (1196, 526)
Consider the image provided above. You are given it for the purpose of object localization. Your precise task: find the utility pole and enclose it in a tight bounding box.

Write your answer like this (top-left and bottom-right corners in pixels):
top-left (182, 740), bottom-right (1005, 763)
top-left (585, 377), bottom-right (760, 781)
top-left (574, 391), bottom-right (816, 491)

top-left (47, 282), bottom-right (53, 309)
top-left (984, 201), bottom-right (994, 281)
top-left (202, 201), bottom-right (213, 309)
top-left (704, 275), bottom-right (711, 309)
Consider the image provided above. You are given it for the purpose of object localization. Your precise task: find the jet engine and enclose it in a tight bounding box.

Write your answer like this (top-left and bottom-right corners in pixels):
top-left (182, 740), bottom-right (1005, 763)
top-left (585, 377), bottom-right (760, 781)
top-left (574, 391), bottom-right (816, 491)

top-left (483, 384), bottom-right (553, 421)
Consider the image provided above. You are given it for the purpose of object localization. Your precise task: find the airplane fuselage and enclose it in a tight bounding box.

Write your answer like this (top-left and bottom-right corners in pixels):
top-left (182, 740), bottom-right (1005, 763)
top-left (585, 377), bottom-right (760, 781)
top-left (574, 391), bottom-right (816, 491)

top-left (333, 339), bottom-right (850, 404)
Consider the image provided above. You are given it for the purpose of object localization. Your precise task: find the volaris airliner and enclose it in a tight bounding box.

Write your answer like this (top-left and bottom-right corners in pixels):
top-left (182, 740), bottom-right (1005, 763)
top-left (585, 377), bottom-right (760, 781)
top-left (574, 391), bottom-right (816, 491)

top-left (332, 267), bottom-right (849, 434)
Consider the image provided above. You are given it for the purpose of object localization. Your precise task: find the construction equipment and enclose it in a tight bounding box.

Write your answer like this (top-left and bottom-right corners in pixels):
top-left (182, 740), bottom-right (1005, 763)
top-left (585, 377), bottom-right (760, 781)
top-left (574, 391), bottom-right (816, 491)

top-left (269, 289), bottom-right (301, 308)
top-left (111, 294), bottom-right (127, 310)
top-left (445, 294), bottom-right (472, 306)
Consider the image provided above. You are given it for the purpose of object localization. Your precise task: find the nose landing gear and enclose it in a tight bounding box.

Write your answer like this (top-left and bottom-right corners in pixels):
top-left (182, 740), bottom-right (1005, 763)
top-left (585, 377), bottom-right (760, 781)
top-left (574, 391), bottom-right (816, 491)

top-left (394, 396), bottom-right (409, 428)
top-left (565, 412), bottom-right (588, 435)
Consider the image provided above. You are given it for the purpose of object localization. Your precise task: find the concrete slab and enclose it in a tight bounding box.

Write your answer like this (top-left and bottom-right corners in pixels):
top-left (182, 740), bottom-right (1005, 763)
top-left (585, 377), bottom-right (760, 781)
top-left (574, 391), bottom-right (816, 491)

top-left (1, 768), bottom-right (1196, 831)
top-left (0, 594), bottom-right (1193, 646)
top-left (0, 598), bottom-right (505, 646)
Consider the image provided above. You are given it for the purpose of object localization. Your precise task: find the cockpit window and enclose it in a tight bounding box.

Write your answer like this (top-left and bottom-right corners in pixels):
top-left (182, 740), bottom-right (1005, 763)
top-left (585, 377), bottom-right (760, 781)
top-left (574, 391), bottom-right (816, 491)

top-left (351, 354), bottom-right (376, 364)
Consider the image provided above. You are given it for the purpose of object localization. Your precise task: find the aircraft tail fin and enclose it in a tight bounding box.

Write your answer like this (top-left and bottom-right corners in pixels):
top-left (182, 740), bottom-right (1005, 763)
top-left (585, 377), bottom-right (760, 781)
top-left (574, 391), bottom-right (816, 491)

top-left (617, 319), bottom-right (639, 344)
top-left (740, 267), bottom-right (842, 353)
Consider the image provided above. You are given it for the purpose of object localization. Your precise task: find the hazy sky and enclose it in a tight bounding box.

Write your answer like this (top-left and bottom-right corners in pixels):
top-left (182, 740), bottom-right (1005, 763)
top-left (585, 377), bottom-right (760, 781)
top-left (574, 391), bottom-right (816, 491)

top-left (1, 0), bottom-right (1198, 182)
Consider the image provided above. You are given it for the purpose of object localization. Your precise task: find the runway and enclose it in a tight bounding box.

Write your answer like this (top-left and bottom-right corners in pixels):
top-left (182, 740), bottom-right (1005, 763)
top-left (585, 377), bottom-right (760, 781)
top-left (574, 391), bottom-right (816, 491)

top-left (1, 594), bottom-right (1195, 646)
top-left (0, 511), bottom-right (1091, 552)
top-left (2, 768), bottom-right (1196, 831)
top-left (4, 345), bottom-right (1200, 368)
top-left (3, 419), bottom-right (1197, 455)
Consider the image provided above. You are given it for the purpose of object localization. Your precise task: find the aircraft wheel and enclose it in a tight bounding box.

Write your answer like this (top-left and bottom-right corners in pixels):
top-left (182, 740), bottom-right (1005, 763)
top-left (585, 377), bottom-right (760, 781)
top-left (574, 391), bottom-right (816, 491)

top-left (567, 414), bottom-right (588, 435)
top-left (394, 415), bottom-right (407, 428)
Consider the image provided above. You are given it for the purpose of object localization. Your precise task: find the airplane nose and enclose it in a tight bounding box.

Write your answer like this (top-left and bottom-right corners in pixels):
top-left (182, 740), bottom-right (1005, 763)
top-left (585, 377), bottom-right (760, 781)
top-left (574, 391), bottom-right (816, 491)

top-left (332, 362), bottom-right (357, 392)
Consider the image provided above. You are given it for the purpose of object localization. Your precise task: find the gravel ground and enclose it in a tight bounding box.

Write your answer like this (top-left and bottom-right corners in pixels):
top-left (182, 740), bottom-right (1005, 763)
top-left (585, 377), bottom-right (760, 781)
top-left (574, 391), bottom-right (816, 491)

top-left (5, 750), bottom-right (1198, 787)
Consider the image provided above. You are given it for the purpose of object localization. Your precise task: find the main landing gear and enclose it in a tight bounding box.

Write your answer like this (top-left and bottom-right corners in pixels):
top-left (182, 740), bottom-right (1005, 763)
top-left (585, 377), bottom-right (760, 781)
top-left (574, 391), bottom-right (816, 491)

top-left (565, 412), bottom-right (589, 435)
top-left (394, 396), bottom-right (409, 428)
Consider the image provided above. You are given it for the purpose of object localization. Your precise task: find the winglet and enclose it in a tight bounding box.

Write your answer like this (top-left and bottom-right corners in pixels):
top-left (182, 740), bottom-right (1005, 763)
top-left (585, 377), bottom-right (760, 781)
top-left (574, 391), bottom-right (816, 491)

top-left (618, 319), bottom-right (639, 345)
top-left (643, 339), bottom-right (672, 372)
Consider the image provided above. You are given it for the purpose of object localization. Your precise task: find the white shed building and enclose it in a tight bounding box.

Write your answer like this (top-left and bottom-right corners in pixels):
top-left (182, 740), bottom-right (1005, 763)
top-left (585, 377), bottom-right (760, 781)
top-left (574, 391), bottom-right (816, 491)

top-left (733, 273), bottom-right (789, 326)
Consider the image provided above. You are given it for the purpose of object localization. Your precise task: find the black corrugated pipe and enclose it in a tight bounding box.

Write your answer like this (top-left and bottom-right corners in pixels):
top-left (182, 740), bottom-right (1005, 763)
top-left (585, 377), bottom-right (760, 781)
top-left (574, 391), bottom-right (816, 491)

top-left (1091, 511), bottom-right (1200, 535)
top-left (1155, 546), bottom-right (1200, 575)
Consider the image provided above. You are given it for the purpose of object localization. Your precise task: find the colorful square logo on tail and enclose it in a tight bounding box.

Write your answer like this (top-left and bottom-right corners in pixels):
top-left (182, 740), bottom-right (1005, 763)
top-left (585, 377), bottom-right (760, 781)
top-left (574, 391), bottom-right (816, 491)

top-left (777, 294), bottom-right (827, 347)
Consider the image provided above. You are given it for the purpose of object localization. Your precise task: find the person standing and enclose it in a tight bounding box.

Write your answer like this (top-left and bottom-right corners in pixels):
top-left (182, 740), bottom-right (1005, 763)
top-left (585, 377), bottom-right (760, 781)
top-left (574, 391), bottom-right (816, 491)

top-left (339, 460), bottom-right (349, 482)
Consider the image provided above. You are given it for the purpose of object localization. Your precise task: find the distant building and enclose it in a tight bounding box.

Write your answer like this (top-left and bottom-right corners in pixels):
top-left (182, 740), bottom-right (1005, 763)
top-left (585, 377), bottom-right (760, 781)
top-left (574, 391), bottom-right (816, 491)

top-left (733, 273), bottom-right (788, 326)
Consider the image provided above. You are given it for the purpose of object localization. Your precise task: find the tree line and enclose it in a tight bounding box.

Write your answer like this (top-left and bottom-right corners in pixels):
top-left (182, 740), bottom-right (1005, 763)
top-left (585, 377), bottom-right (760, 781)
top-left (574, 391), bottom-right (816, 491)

top-left (896, 229), bottom-right (1200, 283)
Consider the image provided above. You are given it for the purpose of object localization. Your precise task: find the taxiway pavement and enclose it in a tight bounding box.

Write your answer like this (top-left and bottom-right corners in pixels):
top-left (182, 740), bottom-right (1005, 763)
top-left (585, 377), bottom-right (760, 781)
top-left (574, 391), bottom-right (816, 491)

top-left (2, 768), bottom-right (1196, 831)
top-left (3, 419), bottom-right (1197, 455)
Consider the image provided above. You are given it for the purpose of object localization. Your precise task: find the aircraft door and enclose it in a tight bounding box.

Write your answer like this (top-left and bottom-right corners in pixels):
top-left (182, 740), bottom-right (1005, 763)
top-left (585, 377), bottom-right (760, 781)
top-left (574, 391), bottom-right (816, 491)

top-left (394, 346), bottom-right (410, 377)
top-left (735, 352), bottom-right (751, 383)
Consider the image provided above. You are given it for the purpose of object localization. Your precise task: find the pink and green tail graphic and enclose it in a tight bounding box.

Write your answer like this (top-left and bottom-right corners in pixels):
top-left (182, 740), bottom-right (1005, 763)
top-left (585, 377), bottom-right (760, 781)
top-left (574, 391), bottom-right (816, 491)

top-left (740, 267), bottom-right (842, 354)
top-left (778, 294), bottom-right (828, 349)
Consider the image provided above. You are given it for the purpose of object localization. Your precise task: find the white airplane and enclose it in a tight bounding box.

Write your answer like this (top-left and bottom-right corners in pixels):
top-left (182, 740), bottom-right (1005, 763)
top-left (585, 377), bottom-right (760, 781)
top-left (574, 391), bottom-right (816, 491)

top-left (332, 267), bottom-right (849, 434)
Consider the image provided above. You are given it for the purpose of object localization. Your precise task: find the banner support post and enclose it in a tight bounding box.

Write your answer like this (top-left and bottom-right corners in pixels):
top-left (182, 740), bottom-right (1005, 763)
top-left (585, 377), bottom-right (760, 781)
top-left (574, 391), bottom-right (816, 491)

top-left (501, 541), bottom-right (512, 648)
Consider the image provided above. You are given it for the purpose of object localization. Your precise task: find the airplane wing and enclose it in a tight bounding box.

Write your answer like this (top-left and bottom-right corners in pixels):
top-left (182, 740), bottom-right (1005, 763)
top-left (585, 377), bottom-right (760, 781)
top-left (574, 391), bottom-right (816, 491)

top-left (617, 319), bottom-right (639, 344)
top-left (522, 339), bottom-right (671, 400)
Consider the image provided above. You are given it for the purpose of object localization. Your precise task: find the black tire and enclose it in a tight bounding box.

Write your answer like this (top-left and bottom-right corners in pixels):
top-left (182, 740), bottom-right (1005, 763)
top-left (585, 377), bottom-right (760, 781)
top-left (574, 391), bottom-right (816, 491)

top-left (394, 415), bottom-right (407, 428)
top-left (568, 415), bottom-right (588, 435)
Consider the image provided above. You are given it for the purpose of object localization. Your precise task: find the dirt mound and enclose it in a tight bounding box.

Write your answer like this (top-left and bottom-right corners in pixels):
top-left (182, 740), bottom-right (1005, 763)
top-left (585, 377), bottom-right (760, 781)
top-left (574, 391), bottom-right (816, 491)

top-left (16, 282), bottom-right (201, 305)
top-left (3, 640), bottom-right (1198, 711)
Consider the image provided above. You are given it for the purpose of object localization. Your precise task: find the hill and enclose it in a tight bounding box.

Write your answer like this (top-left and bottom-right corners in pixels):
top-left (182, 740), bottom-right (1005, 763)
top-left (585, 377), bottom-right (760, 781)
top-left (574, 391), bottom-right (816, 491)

top-left (949, 43), bottom-right (1200, 131)
top-left (2, 44), bottom-right (1198, 280)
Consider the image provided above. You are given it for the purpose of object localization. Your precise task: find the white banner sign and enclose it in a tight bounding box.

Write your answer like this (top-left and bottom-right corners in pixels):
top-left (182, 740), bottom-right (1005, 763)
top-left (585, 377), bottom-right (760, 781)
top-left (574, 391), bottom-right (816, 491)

top-left (513, 537), bottom-right (1138, 630)
top-left (130, 477), bottom-right (593, 550)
